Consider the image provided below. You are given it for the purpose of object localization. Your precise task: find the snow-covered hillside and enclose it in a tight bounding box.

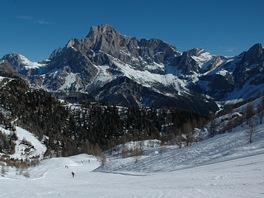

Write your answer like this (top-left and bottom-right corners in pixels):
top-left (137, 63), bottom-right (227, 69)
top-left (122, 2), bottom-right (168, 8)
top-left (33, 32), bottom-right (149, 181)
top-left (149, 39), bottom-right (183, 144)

top-left (12, 127), bottom-right (47, 160)
top-left (96, 117), bottom-right (264, 173)
top-left (1, 126), bottom-right (46, 162)
top-left (0, 116), bottom-right (264, 197)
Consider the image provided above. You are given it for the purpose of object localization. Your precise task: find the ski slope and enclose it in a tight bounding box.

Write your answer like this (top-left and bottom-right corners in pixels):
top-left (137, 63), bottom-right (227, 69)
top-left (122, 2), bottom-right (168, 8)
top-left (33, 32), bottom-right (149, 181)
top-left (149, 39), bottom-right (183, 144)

top-left (97, 122), bottom-right (264, 174)
top-left (0, 152), bottom-right (263, 198)
top-left (0, 121), bottom-right (264, 197)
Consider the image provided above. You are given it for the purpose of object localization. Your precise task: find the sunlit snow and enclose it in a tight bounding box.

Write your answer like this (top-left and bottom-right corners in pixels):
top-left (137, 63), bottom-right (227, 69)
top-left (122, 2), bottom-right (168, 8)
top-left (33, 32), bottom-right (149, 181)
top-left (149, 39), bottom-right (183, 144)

top-left (59, 73), bottom-right (80, 90)
top-left (0, 117), bottom-right (263, 197)
top-left (112, 60), bottom-right (188, 95)
top-left (18, 54), bottom-right (46, 69)
top-left (11, 127), bottom-right (47, 161)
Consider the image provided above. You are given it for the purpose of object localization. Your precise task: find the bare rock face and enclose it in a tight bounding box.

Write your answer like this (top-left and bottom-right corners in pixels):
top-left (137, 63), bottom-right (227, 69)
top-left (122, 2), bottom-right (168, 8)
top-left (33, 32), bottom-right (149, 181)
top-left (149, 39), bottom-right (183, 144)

top-left (232, 43), bottom-right (264, 95)
top-left (241, 43), bottom-right (264, 64)
top-left (83, 24), bottom-right (126, 53)
top-left (171, 51), bottom-right (199, 74)
top-left (0, 60), bottom-right (20, 78)
top-left (70, 24), bottom-right (180, 70)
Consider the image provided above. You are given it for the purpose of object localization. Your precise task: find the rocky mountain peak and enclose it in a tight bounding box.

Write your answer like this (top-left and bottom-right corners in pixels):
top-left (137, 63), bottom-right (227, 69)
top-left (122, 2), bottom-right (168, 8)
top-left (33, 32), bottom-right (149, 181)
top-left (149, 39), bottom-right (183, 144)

top-left (187, 48), bottom-right (205, 56)
top-left (2, 24), bottom-right (263, 113)
top-left (88, 24), bottom-right (117, 36)
top-left (1, 53), bottom-right (25, 71)
top-left (247, 43), bottom-right (263, 54)
top-left (66, 24), bottom-right (180, 68)
top-left (242, 43), bottom-right (264, 64)
top-left (83, 24), bottom-right (125, 53)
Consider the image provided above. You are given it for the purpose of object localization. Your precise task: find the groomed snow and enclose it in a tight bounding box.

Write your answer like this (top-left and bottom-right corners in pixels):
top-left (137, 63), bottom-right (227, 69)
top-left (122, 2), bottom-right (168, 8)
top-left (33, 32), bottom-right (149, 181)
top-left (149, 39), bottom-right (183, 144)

top-left (0, 120), bottom-right (263, 197)
top-left (0, 152), bottom-right (263, 197)
top-left (97, 121), bottom-right (264, 173)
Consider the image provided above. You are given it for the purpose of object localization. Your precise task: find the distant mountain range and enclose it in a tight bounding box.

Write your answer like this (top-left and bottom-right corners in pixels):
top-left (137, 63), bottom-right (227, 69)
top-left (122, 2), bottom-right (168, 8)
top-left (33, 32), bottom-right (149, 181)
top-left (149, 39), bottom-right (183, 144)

top-left (1, 24), bottom-right (264, 115)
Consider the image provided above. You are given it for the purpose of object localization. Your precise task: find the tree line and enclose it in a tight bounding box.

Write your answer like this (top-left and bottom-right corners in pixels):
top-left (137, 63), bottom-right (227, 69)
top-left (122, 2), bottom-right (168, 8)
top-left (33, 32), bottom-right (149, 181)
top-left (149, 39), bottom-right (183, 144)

top-left (0, 77), bottom-right (209, 159)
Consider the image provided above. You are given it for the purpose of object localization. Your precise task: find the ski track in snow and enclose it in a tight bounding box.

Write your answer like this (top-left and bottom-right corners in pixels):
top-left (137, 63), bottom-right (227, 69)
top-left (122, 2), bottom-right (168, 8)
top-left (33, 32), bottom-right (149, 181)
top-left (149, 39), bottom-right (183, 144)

top-left (96, 122), bottom-right (264, 174)
top-left (0, 153), bottom-right (263, 198)
top-left (0, 121), bottom-right (264, 197)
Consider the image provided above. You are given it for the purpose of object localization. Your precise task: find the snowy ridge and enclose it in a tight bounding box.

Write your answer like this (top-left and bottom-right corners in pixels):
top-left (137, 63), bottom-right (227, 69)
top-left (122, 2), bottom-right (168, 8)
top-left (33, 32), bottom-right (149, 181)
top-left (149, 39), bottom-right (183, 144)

top-left (18, 54), bottom-right (46, 69)
top-left (191, 49), bottom-right (214, 70)
top-left (86, 57), bottom-right (188, 97)
top-left (111, 59), bottom-right (188, 95)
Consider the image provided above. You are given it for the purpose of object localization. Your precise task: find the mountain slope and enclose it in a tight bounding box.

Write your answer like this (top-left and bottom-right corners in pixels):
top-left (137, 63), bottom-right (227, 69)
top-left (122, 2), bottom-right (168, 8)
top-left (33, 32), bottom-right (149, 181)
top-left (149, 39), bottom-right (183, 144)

top-left (97, 122), bottom-right (264, 173)
top-left (0, 59), bottom-right (211, 159)
top-left (1, 24), bottom-right (264, 114)
top-left (94, 93), bottom-right (264, 173)
top-left (195, 43), bottom-right (264, 101)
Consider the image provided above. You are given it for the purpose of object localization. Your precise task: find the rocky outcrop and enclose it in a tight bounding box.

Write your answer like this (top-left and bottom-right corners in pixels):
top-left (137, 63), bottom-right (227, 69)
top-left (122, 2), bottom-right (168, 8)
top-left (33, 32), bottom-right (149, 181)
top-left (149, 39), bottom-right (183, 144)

top-left (231, 43), bottom-right (264, 98)
top-left (240, 43), bottom-right (264, 64)
top-left (0, 60), bottom-right (20, 78)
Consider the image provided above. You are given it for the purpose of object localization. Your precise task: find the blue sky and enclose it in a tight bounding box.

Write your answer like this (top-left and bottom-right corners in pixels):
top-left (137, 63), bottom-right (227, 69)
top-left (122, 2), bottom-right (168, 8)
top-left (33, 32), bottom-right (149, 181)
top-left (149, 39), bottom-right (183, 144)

top-left (1, 0), bottom-right (263, 61)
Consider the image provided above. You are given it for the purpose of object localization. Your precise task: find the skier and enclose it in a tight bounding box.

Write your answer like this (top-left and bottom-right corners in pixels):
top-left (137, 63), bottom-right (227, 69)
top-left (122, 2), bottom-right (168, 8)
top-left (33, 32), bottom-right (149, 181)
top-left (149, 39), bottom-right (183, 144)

top-left (71, 171), bottom-right (75, 177)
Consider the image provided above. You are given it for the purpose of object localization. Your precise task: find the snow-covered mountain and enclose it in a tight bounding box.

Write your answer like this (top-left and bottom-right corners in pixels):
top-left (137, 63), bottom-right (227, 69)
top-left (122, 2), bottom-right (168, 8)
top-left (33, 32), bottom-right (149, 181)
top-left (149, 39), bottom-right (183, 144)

top-left (1, 53), bottom-right (48, 75)
top-left (195, 43), bottom-right (264, 101)
top-left (1, 24), bottom-right (264, 114)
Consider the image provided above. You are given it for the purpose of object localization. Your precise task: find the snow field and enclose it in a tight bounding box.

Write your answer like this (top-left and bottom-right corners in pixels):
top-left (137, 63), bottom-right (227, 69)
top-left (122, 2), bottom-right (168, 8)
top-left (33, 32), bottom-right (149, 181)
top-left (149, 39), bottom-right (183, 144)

top-left (0, 153), bottom-right (263, 198)
top-left (97, 122), bottom-right (264, 174)
top-left (0, 111), bottom-right (264, 197)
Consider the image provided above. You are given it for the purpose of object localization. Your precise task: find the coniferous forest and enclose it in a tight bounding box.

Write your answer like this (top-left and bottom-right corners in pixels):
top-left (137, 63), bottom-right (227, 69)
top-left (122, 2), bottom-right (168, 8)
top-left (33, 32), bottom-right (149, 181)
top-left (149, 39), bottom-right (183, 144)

top-left (0, 77), bottom-right (209, 157)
